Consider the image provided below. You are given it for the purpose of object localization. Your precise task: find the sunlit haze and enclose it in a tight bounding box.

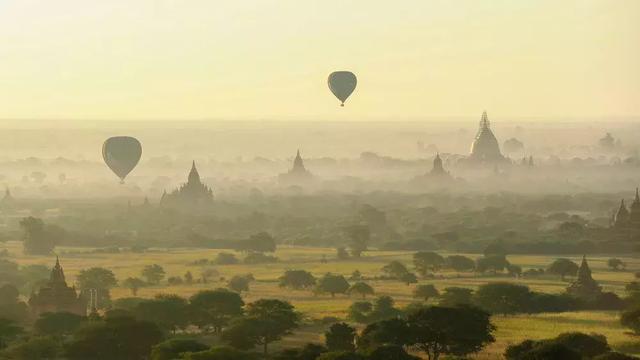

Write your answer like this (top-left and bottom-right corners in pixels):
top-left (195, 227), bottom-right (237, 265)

top-left (0, 0), bottom-right (638, 121)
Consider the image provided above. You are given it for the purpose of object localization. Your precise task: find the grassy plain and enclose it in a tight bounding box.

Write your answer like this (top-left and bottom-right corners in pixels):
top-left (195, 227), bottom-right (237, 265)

top-left (3, 241), bottom-right (639, 358)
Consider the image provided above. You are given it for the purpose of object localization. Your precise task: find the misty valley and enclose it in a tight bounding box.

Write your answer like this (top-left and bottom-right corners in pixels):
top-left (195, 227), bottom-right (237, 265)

top-left (0, 119), bottom-right (639, 359)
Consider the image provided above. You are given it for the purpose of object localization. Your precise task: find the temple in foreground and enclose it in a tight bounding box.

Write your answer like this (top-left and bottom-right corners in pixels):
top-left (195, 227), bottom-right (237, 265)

top-left (566, 256), bottom-right (601, 300)
top-left (161, 161), bottom-right (214, 207)
top-left (28, 257), bottom-right (87, 317)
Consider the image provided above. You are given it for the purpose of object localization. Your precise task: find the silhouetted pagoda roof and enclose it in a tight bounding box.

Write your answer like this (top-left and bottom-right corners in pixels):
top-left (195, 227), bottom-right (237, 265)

top-left (279, 149), bottom-right (313, 184)
top-left (160, 161), bottom-right (213, 207)
top-left (468, 111), bottom-right (505, 162)
top-left (566, 256), bottom-right (601, 299)
top-left (28, 257), bottom-right (87, 316)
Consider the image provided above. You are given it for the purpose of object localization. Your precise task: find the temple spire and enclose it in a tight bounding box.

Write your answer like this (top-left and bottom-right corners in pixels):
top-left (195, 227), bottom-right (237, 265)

top-left (188, 160), bottom-right (202, 185)
top-left (292, 149), bottom-right (306, 171)
top-left (50, 256), bottom-right (66, 284)
top-left (480, 111), bottom-right (490, 129)
top-left (567, 255), bottom-right (601, 299)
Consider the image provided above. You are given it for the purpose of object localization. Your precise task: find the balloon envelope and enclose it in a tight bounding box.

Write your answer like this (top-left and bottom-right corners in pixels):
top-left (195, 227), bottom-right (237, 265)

top-left (102, 136), bottom-right (142, 182)
top-left (328, 71), bottom-right (357, 106)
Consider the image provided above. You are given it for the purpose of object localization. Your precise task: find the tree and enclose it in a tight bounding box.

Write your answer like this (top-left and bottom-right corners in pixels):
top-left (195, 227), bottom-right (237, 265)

top-left (506, 341), bottom-right (581, 360)
top-left (189, 289), bottom-right (244, 333)
top-left (476, 255), bottom-right (510, 274)
top-left (505, 332), bottom-right (610, 360)
top-left (348, 301), bottom-right (373, 324)
top-left (607, 258), bottom-right (625, 271)
top-left (0, 259), bottom-right (20, 286)
top-left (134, 294), bottom-right (190, 334)
top-left (483, 241), bottom-right (507, 257)
top-left (381, 261), bottom-right (409, 279)
top-left (142, 264), bottom-right (166, 284)
top-left (400, 272), bottom-right (418, 285)
top-left (413, 251), bottom-right (444, 276)
top-left (620, 308), bottom-right (640, 335)
top-left (344, 225), bottom-right (369, 257)
top-left (279, 270), bottom-right (316, 290)
top-left (2, 336), bottom-right (61, 360)
top-left (0, 318), bottom-right (22, 349)
top-left (77, 267), bottom-right (118, 306)
top-left (445, 255), bottom-right (475, 272)
top-left (358, 318), bottom-right (411, 349)
top-left (240, 232), bottom-right (276, 253)
top-left (349, 270), bottom-right (362, 281)
top-left (439, 287), bottom-right (473, 307)
top-left (347, 282), bottom-right (374, 299)
top-left (0, 285), bottom-right (28, 324)
top-left (547, 258), bottom-right (579, 281)
top-left (325, 322), bottom-right (356, 352)
top-left (215, 252), bottom-right (239, 265)
top-left (222, 299), bottom-right (300, 355)
top-left (316, 273), bottom-right (350, 298)
top-left (228, 275), bottom-right (252, 293)
top-left (594, 352), bottom-right (640, 360)
top-left (473, 282), bottom-right (532, 316)
top-left (19, 217), bottom-right (56, 255)
top-left (413, 284), bottom-right (439, 302)
top-left (336, 247), bottom-right (349, 260)
top-left (122, 277), bottom-right (146, 296)
top-left (507, 264), bottom-right (522, 277)
top-left (558, 221), bottom-right (585, 241)
top-left (554, 332), bottom-right (610, 358)
top-left (34, 312), bottom-right (84, 337)
top-left (406, 305), bottom-right (495, 360)
top-left (272, 344), bottom-right (327, 360)
top-left (150, 338), bottom-right (208, 360)
top-left (369, 296), bottom-right (403, 322)
top-left (201, 267), bottom-right (219, 283)
top-left (66, 316), bottom-right (163, 360)
top-left (625, 282), bottom-right (640, 305)
top-left (182, 346), bottom-right (258, 360)
top-left (17, 264), bottom-right (50, 294)
top-left (367, 345), bottom-right (420, 360)
top-left (0, 284), bottom-right (19, 306)
top-left (184, 271), bottom-right (194, 284)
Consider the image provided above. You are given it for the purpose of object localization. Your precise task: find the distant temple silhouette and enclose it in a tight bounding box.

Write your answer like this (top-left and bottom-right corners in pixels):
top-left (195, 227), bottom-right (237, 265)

top-left (429, 153), bottom-right (451, 178)
top-left (28, 257), bottom-right (87, 317)
top-left (613, 188), bottom-right (640, 228)
top-left (278, 150), bottom-right (313, 185)
top-left (0, 188), bottom-right (14, 209)
top-left (410, 153), bottom-right (455, 187)
top-left (160, 161), bottom-right (213, 207)
top-left (468, 111), bottom-right (506, 163)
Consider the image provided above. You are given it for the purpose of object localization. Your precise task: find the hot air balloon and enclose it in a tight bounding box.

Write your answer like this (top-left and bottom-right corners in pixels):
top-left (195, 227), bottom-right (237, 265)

top-left (102, 136), bottom-right (142, 183)
top-left (328, 71), bottom-right (357, 107)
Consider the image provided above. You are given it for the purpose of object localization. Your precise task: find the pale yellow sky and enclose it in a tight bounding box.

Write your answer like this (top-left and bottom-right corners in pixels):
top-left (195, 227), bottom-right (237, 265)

top-left (0, 0), bottom-right (638, 121)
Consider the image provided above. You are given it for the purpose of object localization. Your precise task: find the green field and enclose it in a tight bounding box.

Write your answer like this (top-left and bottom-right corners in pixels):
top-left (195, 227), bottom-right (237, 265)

top-left (3, 241), bottom-right (639, 358)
